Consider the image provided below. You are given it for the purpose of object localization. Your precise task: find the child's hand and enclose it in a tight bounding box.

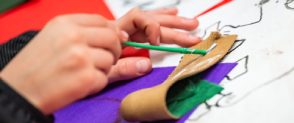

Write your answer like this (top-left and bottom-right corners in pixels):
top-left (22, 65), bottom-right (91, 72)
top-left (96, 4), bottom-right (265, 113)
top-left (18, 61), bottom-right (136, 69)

top-left (115, 8), bottom-right (200, 47)
top-left (0, 14), bottom-right (128, 114)
top-left (107, 8), bottom-right (200, 83)
top-left (0, 8), bottom-right (201, 115)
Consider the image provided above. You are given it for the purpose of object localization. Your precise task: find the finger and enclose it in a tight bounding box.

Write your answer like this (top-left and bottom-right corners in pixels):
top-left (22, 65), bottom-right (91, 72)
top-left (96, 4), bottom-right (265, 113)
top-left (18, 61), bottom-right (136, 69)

top-left (152, 15), bottom-right (199, 31)
top-left (130, 27), bottom-right (201, 47)
top-left (108, 57), bottom-right (152, 83)
top-left (107, 21), bottom-right (129, 43)
top-left (160, 27), bottom-right (201, 47)
top-left (56, 15), bottom-right (129, 42)
top-left (129, 30), bottom-right (148, 43)
top-left (83, 28), bottom-right (122, 62)
top-left (89, 69), bottom-right (108, 95)
top-left (89, 48), bottom-right (114, 74)
top-left (61, 14), bottom-right (109, 27)
top-left (65, 15), bottom-right (129, 42)
top-left (116, 8), bottom-right (161, 46)
top-left (145, 8), bottom-right (178, 15)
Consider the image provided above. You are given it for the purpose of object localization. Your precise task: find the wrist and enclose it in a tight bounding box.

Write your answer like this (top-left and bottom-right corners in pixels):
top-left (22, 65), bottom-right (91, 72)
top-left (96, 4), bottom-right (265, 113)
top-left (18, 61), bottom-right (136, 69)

top-left (0, 71), bottom-right (48, 114)
top-left (0, 76), bottom-right (54, 122)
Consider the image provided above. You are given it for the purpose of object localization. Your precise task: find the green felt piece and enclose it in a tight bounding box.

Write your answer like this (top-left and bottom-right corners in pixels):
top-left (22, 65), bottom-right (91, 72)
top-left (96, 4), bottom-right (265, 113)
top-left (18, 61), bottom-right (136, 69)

top-left (0, 0), bottom-right (27, 14)
top-left (166, 76), bottom-right (224, 117)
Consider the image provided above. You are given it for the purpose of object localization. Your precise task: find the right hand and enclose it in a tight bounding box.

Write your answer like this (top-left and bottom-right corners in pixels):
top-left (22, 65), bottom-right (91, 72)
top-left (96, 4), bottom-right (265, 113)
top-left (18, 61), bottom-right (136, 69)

top-left (0, 14), bottom-right (128, 115)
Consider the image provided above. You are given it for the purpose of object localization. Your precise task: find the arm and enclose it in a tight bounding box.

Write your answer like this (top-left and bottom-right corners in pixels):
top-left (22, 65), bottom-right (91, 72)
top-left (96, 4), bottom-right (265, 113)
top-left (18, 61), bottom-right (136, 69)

top-left (0, 31), bottom-right (54, 123)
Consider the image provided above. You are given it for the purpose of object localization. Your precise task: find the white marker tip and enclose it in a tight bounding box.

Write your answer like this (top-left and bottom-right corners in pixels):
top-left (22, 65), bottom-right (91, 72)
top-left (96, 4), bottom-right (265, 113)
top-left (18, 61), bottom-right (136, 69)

top-left (206, 43), bottom-right (217, 53)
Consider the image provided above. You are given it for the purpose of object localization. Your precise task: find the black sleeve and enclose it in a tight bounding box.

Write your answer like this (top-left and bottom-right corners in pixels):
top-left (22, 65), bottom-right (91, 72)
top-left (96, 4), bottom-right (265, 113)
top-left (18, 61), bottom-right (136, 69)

top-left (0, 31), bottom-right (54, 123)
top-left (0, 78), bottom-right (54, 123)
top-left (0, 31), bottom-right (38, 71)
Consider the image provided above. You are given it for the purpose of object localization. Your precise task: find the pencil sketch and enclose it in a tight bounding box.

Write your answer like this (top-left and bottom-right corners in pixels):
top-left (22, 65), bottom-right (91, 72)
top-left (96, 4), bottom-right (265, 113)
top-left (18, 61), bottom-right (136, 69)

top-left (285, 0), bottom-right (294, 10)
top-left (202, 21), bottom-right (220, 38)
top-left (187, 92), bottom-right (233, 121)
top-left (219, 39), bottom-right (247, 62)
top-left (219, 6), bottom-right (263, 31)
top-left (224, 55), bottom-right (248, 81)
top-left (188, 64), bottom-right (294, 121)
top-left (259, 0), bottom-right (269, 5)
top-left (185, 0), bottom-right (291, 121)
top-left (121, 0), bottom-right (182, 10)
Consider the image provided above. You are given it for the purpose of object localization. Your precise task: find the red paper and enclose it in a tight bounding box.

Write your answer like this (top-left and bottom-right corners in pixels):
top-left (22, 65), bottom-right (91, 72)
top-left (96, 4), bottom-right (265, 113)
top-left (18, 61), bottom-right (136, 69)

top-left (0, 0), bottom-right (149, 58)
top-left (0, 0), bottom-right (114, 44)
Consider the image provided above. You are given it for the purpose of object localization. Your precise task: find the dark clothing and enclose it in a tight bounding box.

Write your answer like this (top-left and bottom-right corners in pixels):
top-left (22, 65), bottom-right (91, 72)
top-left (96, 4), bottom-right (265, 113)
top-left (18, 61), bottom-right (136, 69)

top-left (0, 31), bottom-right (38, 70)
top-left (0, 31), bottom-right (54, 123)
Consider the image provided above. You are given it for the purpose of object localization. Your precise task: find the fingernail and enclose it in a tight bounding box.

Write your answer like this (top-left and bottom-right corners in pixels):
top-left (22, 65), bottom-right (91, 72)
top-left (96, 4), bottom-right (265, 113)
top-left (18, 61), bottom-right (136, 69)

top-left (189, 35), bottom-right (200, 41)
top-left (121, 31), bottom-right (129, 42)
top-left (182, 18), bottom-right (195, 23)
top-left (136, 59), bottom-right (151, 74)
top-left (157, 36), bottom-right (160, 46)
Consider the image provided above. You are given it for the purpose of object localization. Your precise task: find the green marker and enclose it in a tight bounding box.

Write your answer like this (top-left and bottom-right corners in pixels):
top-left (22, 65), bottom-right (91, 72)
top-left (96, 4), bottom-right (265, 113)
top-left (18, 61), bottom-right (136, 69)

top-left (122, 42), bottom-right (217, 55)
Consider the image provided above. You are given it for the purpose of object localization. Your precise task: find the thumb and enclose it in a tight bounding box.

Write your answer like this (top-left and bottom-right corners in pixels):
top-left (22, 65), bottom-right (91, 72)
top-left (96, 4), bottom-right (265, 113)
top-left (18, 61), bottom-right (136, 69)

top-left (108, 57), bottom-right (152, 83)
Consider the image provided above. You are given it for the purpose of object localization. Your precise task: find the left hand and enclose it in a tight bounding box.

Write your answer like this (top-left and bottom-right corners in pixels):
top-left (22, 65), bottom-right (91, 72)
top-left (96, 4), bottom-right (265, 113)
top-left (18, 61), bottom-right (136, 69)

top-left (108, 8), bottom-right (200, 83)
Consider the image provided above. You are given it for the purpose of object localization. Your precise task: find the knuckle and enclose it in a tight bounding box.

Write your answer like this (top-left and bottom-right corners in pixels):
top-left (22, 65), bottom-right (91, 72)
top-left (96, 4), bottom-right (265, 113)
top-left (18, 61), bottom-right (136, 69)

top-left (64, 30), bottom-right (84, 43)
top-left (92, 14), bottom-right (108, 26)
top-left (60, 46), bottom-right (87, 70)
top-left (153, 22), bottom-right (160, 28)
top-left (80, 71), bottom-right (96, 86)
top-left (92, 14), bottom-right (105, 20)
top-left (51, 15), bottom-right (68, 25)
top-left (103, 50), bottom-right (115, 67)
top-left (89, 71), bottom-right (108, 93)
top-left (107, 52), bottom-right (115, 65)
top-left (69, 46), bottom-right (87, 65)
top-left (99, 75), bottom-right (108, 87)
top-left (106, 29), bottom-right (120, 43)
top-left (118, 60), bottom-right (128, 77)
top-left (130, 7), bottom-right (143, 14)
top-left (95, 74), bottom-right (108, 92)
top-left (111, 23), bottom-right (120, 33)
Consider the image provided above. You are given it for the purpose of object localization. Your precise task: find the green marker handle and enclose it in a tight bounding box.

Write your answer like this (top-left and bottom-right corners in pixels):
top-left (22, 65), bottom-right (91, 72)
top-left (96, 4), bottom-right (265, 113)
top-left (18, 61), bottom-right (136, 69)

top-left (122, 42), bottom-right (207, 55)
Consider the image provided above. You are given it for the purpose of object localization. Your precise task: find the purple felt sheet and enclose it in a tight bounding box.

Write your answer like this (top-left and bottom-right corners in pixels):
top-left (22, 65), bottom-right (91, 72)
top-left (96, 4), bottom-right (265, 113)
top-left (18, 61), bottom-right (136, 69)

top-left (54, 63), bottom-right (237, 123)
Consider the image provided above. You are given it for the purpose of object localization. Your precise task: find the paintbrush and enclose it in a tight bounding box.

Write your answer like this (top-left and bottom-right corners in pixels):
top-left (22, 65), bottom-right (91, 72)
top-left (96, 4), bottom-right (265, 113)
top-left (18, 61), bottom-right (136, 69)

top-left (122, 42), bottom-right (217, 55)
top-left (122, 21), bottom-right (221, 55)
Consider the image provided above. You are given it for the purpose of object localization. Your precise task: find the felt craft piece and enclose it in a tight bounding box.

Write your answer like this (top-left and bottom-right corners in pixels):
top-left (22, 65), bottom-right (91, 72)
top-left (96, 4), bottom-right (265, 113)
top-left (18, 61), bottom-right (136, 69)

top-left (165, 63), bottom-right (239, 117)
top-left (166, 78), bottom-right (223, 117)
top-left (120, 32), bottom-right (238, 122)
top-left (173, 63), bottom-right (237, 123)
top-left (54, 63), bottom-right (237, 123)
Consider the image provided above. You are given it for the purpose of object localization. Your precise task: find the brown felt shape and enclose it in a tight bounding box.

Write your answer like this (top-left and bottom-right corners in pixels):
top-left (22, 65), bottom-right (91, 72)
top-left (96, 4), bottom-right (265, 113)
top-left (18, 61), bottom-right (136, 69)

top-left (120, 32), bottom-right (238, 122)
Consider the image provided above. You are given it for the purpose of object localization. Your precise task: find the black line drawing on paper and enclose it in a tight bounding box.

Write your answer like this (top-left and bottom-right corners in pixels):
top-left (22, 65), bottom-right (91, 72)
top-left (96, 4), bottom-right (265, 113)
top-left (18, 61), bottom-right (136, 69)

top-left (220, 6), bottom-right (263, 31)
top-left (259, 0), bottom-right (269, 5)
top-left (122, 0), bottom-right (153, 9)
top-left (224, 55), bottom-right (249, 81)
top-left (187, 92), bottom-right (233, 121)
top-left (222, 66), bottom-right (294, 107)
top-left (226, 39), bottom-right (246, 56)
top-left (218, 39), bottom-right (247, 63)
top-left (285, 0), bottom-right (294, 10)
top-left (186, 0), bottom-right (294, 121)
top-left (188, 65), bottom-right (294, 121)
top-left (202, 4), bottom-right (264, 38)
top-left (202, 21), bottom-right (220, 38)
top-left (122, 0), bottom-right (182, 10)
